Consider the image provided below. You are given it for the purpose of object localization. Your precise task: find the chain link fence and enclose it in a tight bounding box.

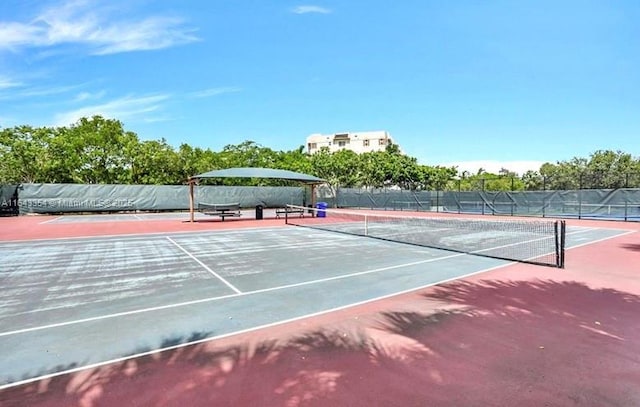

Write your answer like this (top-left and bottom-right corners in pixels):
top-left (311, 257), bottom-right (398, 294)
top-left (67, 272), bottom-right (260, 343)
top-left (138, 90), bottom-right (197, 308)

top-left (328, 186), bottom-right (640, 222)
top-left (445, 171), bottom-right (640, 191)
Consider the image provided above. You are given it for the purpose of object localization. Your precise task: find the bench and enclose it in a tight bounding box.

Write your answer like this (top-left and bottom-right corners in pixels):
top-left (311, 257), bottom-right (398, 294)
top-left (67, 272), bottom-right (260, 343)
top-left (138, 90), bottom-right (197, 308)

top-left (198, 202), bottom-right (241, 221)
top-left (275, 207), bottom-right (305, 219)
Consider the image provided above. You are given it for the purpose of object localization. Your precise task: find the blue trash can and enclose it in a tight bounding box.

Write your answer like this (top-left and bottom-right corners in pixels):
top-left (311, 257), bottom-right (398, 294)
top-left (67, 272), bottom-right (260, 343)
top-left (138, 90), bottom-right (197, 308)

top-left (316, 202), bottom-right (328, 218)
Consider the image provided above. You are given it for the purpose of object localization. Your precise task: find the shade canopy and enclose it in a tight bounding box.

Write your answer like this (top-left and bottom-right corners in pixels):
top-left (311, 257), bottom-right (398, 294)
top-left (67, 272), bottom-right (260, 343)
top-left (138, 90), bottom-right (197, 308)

top-left (191, 167), bottom-right (324, 184)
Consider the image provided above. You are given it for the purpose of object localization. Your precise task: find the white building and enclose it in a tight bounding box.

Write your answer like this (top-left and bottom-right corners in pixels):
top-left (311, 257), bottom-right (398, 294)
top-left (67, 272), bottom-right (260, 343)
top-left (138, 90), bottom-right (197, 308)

top-left (306, 131), bottom-right (397, 155)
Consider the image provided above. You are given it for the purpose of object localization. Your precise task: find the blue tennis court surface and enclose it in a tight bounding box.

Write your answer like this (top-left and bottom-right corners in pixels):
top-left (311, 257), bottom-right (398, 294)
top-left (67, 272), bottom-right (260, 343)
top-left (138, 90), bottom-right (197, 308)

top-left (0, 224), bottom-right (630, 387)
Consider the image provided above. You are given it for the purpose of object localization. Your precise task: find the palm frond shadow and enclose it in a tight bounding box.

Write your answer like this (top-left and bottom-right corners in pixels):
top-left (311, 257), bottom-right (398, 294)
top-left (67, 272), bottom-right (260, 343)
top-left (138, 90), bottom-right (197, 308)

top-left (620, 243), bottom-right (640, 252)
top-left (3, 279), bottom-right (640, 406)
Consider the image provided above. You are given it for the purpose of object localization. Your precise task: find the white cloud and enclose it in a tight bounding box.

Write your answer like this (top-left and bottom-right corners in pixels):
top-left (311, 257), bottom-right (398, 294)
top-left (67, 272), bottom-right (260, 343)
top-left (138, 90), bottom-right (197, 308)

top-left (0, 22), bottom-right (42, 51)
top-left (141, 116), bottom-right (176, 123)
top-left (74, 90), bottom-right (105, 102)
top-left (0, 82), bottom-right (86, 101)
top-left (0, 75), bottom-right (22, 89)
top-left (0, 0), bottom-right (199, 54)
top-left (53, 94), bottom-right (170, 126)
top-left (91, 17), bottom-right (199, 55)
top-left (438, 160), bottom-right (545, 176)
top-left (188, 87), bottom-right (242, 98)
top-left (291, 5), bottom-right (332, 14)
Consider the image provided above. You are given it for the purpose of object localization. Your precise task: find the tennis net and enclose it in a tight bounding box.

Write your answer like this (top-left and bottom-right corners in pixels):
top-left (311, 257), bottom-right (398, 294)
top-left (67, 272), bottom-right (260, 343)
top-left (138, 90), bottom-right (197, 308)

top-left (285, 205), bottom-right (566, 268)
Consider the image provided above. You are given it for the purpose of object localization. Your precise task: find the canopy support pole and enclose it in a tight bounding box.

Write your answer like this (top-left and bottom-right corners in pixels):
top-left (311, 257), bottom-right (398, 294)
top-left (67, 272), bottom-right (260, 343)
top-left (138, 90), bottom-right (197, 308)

top-left (189, 179), bottom-right (195, 223)
top-left (310, 184), bottom-right (317, 208)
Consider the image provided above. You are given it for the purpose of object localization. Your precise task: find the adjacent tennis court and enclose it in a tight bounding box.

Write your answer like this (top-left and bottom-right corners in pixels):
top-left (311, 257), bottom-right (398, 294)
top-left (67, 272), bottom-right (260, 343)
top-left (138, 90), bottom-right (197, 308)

top-left (0, 211), bottom-right (629, 389)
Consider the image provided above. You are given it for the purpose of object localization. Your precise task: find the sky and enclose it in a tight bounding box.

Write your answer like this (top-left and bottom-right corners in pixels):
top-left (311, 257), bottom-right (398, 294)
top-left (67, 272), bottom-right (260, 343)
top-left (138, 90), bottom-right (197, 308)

top-left (1, 0), bottom-right (639, 175)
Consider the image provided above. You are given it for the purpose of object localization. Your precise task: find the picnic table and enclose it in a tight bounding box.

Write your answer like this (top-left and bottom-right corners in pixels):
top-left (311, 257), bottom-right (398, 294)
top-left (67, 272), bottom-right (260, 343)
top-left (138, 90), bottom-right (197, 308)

top-left (198, 202), bottom-right (242, 221)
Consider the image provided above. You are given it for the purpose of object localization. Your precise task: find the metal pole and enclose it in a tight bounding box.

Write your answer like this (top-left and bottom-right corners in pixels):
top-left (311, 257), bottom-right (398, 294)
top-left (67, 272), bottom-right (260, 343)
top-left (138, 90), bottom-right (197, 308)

top-left (188, 179), bottom-right (195, 223)
top-left (578, 173), bottom-right (583, 220)
top-left (365, 215), bottom-right (369, 236)
top-left (481, 179), bottom-right (485, 215)
top-left (624, 200), bottom-right (628, 222)
top-left (457, 179), bottom-right (461, 214)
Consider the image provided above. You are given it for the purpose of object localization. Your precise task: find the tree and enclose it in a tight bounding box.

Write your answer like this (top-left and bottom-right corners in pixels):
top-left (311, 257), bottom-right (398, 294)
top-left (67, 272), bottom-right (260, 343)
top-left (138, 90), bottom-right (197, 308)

top-left (220, 141), bottom-right (278, 169)
top-left (415, 165), bottom-right (457, 190)
top-left (176, 144), bottom-right (224, 182)
top-left (310, 148), bottom-right (361, 196)
top-left (584, 150), bottom-right (638, 188)
top-left (539, 158), bottom-right (587, 190)
top-left (275, 146), bottom-right (313, 177)
top-left (522, 170), bottom-right (544, 190)
top-left (61, 116), bottom-right (140, 184)
top-left (537, 151), bottom-right (640, 190)
top-left (0, 125), bottom-right (54, 183)
top-left (130, 139), bottom-right (181, 184)
top-left (382, 153), bottom-right (420, 190)
top-left (2, 115), bottom-right (638, 191)
top-left (358, 151), bottom-right (387, 188)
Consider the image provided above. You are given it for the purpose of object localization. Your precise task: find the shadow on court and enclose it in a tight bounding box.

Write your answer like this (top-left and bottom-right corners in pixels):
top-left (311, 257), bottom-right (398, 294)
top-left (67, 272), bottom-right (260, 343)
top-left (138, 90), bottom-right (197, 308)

top-left (620, 243), bottom-right (640, 253)
top-left (2, 279), bottom-right (640, 406)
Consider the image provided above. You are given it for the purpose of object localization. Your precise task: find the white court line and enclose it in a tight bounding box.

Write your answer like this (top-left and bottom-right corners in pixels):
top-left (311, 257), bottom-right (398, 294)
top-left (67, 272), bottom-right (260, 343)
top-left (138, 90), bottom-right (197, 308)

top-left (133, 213), bottom-right (144, 221)
top-left (0, 226), bottom-right (286, 245)
top-left (565, 229), bottom-right (636, 251)
top-left (38, 216), bottom-right (62, 225)
top-left (471, 234), bottom-right (557, 254)
top-left (0, 260), bottom-right (509, 391)
top-left (565, 227), bottom-right (599, 235)
top-left (471, 227), bottom-right (632, 263)
top-left (165, 237), bottom-right (242, 294)
top-left (0, 252), bottom-right (465, 339)
top-left (0, 227), bottom-right (632, 339)
top-left (470, 226), bottom-right (603, 255)
top-left (2, 227), bottom-right (632, 388)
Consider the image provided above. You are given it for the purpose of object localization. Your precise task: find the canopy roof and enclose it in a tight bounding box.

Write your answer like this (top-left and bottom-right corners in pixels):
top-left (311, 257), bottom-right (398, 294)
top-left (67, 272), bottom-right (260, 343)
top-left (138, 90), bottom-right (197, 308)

top-left (191, 167), bottom-right (324, 184)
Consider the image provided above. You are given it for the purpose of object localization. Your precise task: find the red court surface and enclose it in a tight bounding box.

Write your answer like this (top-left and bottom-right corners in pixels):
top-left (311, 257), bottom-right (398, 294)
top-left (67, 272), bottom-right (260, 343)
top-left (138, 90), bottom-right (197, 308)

top-left (1, 214), bottom-right (639, 407)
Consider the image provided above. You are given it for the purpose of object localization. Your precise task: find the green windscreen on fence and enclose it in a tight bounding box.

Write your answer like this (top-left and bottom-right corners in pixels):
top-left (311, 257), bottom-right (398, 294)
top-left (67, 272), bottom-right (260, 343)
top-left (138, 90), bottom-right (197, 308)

top-left (17, 184), bottom-right (305, 214)
top-left (0, 185), bottom-right (19, 216)
top-left (329, 187), bottom-right (640, 222)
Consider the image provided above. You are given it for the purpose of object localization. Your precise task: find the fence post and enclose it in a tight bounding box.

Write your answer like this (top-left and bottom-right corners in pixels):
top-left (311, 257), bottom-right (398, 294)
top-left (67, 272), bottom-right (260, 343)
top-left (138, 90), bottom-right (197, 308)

top-left (624, 198), bottom-right (628, 222)
top-left (481, 179), bottom-right (485, 215)
top-left (578, 173), bottom-right (583, 220)
top-left (457, 180), bottom-right (461, 214)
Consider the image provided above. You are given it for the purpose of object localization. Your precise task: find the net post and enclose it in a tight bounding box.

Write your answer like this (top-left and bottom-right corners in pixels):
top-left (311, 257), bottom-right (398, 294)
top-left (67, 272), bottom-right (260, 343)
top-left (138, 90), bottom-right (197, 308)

top-left (285, 204), bottom-right (289, 224)
top-left (365, 215), bottom-right (369, 236)
top-left (555, 220), bottom-right (566, 268)
top-left (561, 220), bottom-right (566, 268)
top-left (554, 221), bottom-right (559, 267)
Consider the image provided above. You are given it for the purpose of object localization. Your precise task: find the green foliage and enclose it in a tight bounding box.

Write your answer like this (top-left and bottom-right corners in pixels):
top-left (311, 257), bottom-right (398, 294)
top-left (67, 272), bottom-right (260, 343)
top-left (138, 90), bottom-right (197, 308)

top-left (450, 171), bottom-right (525, 192)
top-left (0, 126), bottom-right (58, 183)
top-left (1, 117), bottom-right (638, 191)
top-left (539, 150), bottom-right (640, 189)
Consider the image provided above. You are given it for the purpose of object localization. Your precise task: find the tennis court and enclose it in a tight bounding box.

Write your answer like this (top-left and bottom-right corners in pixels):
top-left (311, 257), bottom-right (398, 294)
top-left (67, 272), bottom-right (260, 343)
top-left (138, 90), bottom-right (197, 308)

top-left (0, 213), bottom-right (629, 389)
